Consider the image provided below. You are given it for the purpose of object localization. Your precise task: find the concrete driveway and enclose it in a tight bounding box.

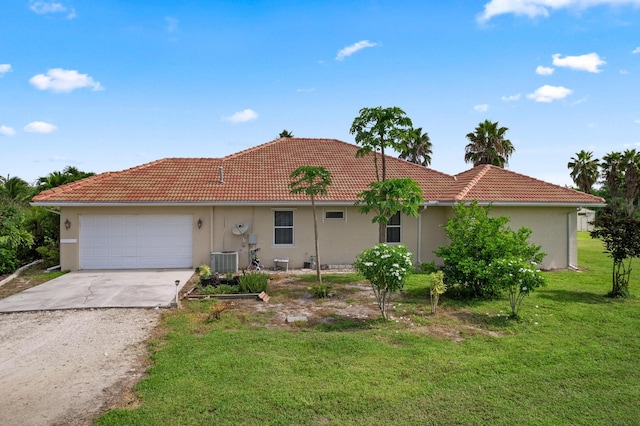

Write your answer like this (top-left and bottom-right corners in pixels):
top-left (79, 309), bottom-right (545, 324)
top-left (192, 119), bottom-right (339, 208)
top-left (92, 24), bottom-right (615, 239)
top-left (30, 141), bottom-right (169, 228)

top-left (0, 270), bottom-right (194, 313)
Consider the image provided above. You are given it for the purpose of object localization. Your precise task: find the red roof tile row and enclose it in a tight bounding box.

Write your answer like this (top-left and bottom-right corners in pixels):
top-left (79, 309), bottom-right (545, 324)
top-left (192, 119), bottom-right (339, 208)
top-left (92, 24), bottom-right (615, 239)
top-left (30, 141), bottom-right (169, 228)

top-left (32, 138), bottom-right (605, 206)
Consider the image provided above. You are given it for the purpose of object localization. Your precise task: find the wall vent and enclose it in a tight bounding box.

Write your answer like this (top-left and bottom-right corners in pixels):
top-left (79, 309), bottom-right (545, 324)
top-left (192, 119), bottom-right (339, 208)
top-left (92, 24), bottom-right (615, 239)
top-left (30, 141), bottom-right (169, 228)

top-left (210, 251), bottom-right (238, 273)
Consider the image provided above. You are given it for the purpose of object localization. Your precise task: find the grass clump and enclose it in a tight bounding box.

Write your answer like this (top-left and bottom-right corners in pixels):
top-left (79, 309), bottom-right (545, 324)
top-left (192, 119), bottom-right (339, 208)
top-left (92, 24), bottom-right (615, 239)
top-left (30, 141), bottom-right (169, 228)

top-left (239, 272), bottom-right (268, 293)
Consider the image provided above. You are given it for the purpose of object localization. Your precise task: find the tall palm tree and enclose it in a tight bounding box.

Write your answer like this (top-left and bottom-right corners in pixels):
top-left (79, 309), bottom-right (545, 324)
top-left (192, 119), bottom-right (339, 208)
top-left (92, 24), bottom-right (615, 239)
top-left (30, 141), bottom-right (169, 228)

top-left (601, 151), bottom-right (623, 211)
top-left (0, 175), bottom-right (32, 204)
top-left (278, 129), bottom-right (294, 138)
top-left (567, 150), bottom-right (599, 193)
top-left (36, 167), bottom-right (94, 191)
top-left (622, 149), bottom-right (640, 216)
top-left (399, 127), bottom-right (432, 166)
top-left (464, 119), bottom-right (514, 168)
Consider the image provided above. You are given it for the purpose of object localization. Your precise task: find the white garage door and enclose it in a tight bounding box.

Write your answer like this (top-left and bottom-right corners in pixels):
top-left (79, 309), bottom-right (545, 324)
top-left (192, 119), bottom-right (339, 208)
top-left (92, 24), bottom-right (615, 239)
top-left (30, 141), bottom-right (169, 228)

top-left (80, 215), bottom-right (193, 269)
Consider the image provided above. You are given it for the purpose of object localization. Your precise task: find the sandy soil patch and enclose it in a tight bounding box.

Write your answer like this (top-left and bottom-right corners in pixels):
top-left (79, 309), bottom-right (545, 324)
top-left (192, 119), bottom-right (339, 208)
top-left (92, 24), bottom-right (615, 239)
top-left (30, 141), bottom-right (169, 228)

top-left (0, 308), bottom-right (160, 426)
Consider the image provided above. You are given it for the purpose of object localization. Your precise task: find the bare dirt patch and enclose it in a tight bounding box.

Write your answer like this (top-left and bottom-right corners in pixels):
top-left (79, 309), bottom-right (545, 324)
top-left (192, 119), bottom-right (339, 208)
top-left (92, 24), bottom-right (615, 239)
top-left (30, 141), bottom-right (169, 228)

top-left (0, 308), bottom-right (160, 426)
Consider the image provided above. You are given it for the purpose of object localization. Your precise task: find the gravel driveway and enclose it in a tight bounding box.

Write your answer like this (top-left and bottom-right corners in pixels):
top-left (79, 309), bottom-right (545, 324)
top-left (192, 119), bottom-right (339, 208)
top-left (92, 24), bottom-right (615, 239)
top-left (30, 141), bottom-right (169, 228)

top-left (0, 308), bottom-right (160, 426)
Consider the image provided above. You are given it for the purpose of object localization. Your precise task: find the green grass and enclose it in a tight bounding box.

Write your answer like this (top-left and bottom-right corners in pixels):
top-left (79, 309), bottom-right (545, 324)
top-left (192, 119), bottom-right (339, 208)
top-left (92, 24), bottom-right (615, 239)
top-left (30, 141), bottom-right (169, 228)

top-left (97, 232), bottom-right (640, 425)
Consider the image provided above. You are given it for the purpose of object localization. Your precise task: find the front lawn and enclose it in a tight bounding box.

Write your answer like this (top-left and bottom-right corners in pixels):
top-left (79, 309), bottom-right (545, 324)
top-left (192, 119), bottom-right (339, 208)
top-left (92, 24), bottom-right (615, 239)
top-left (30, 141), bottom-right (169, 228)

top-left (97, 232), bottom-right (640, 425)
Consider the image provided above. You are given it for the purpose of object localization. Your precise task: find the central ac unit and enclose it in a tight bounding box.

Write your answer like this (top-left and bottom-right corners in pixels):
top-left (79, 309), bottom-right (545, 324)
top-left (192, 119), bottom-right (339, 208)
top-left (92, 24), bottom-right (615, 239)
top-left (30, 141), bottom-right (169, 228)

top-left (210, 251), bottom-right (239, 273)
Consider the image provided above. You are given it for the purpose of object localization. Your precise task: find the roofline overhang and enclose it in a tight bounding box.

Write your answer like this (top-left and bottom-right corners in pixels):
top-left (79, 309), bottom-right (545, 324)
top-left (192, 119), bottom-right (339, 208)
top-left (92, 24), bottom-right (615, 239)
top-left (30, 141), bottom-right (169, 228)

top-left (32, 200), bottom-right (608, 208)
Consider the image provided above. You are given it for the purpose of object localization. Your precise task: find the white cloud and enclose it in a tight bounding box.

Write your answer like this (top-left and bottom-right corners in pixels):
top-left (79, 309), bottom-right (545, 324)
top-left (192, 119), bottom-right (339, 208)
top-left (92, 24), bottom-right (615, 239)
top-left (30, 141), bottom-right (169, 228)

top-left (165, 16), bottom-right (179, 33)
top-left (633, 47), bottom-right (640, 54)
top-left (24, 121), bottom-right (57, 133)
top-left (0, 64), bottom-right (11, 76)
top-left (501, 93), bottom-right (521, 102)
top-left (478, 0), bottom-right (640, 23)
top-left (29, 1), bottom-right (76, 19)
top-left (29, 68), bottom-right (103, 93)
top-left (336, 40), bottom-right (379, 61)
top-left (527, 85), bottom-right (572, 102)
top-left (297, 88), bottom-right (316, 93)
top-left (221, 109), bottom-right (258, 124)
top-left (551, 53), bottom-right (605, 73)
top-left (536, 65), bottom-right (555, 75)
top-left (473, 104), bottom-right (489, 112)
top-left (0, 125), bottom-right (16, 136)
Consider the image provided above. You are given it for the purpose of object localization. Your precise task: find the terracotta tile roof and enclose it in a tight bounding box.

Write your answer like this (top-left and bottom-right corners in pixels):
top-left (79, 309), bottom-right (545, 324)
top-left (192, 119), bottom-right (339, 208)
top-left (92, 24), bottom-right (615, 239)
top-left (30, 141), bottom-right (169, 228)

top-left (31, 138), bottom-right (605, 206)
top-left (449, 165), bottom-right (605, 204)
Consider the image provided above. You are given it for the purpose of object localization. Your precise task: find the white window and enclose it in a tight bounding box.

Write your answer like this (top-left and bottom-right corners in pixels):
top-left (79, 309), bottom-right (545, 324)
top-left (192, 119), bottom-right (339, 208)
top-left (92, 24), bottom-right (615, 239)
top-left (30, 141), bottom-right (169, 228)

top-left (386, 211), bottom-right (401, 243)
top-left (324, 210), bottom-right (345, 220)
top-left (274, 210), bottom-right (294, 246)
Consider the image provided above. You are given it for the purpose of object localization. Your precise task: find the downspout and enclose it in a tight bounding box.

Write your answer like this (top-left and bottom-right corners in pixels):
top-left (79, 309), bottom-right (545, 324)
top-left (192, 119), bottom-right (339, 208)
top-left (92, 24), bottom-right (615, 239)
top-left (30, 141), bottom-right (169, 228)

top-left (568, 210), bottom-right (578, 270)
top-left (417, 205), bottom-right (425, 266)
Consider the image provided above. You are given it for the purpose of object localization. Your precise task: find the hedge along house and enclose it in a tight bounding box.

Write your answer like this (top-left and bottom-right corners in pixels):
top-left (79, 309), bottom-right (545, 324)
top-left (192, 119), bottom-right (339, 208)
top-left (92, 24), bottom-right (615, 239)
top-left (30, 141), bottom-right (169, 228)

top-left (32, 138), bottom-right (605, 272)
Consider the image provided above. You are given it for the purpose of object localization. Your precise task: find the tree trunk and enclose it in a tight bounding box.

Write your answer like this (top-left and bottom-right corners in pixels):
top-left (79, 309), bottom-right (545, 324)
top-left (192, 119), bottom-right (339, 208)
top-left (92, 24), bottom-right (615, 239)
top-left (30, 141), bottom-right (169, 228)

top-left (311, 194), bottom-right (322, 284)
top-left (378, 222), bottom-right (386, 244)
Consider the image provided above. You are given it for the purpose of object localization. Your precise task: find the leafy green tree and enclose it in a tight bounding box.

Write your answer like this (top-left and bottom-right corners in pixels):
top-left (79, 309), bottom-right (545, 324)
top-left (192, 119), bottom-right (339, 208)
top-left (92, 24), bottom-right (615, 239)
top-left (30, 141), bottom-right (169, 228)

top-left (399, 127), bottom-right (432, 166)
top-left (354, 243), bottom-right (413, 320)
top-left (591, 207), bottom-right (640, 298)
top-left (290, 166), bottom-right (332, 283)
top-left (356, 178), bottom-right (424, 243)
top-left (464, 119), bottom-right (514, 168)
top-left (350, 106), bottom-right (413, 182)
top-left (567, 150), bottom-right (599, 194)
top-left (278, 130), bottom-right (294, 138)
top-left (435, 201), bottom-right (545, 300)
top-left (0, 202), bottom-right (34, 273)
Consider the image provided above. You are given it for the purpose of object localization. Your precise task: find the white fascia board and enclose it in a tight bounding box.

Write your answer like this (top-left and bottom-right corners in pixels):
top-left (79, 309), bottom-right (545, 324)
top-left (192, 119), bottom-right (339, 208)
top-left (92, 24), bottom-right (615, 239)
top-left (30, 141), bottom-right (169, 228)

top-left (427, 201), bottom-right (606, 208)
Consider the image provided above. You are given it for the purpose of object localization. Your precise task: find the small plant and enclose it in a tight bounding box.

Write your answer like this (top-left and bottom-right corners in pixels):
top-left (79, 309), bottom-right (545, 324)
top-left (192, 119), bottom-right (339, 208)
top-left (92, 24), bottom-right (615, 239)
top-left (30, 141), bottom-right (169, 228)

top-left (308, 283), bottom-right (332, 298)
top-left (213, 284), bottom-right (238, 295)
top-left (198, 284), bottom-right (217, 295)
top-left (489, 257), bottom-right (545, 318)
top-left (428, 270), bottom-right (446, 314)
top-left (239, 272), bottom-right (269, 293)
top-left (208, 301), bottom-right (229, 320)
top-left (198, 264), bottom-right (212, 280)
top-left (354, 243), bottom-right (413, 320)
top-left (225, 272), bottom-right (234, 281)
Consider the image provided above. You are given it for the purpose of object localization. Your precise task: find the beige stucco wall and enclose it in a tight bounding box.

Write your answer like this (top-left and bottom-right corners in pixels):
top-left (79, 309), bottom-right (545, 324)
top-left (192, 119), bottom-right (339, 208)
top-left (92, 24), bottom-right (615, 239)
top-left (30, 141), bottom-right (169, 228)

top-left (58, 204), bottom-right (577, 272)
top-left (59, 206), bottom-right (212, 271)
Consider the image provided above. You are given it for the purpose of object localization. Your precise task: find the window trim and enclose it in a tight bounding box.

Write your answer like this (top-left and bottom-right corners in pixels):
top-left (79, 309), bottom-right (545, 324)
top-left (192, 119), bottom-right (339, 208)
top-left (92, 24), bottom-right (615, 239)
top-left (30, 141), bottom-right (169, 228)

top-left (273, 210), bottom-right (294, 246)
top-left (324, 209), bottom-right (345, 221)
top-left (386, 211), bottom-right (401, 244)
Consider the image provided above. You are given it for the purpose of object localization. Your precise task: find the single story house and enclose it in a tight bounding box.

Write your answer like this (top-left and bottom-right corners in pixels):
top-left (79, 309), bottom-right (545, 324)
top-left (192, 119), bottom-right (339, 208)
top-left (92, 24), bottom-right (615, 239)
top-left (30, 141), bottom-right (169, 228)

top-left (32, 138), bottom-right (605, 272)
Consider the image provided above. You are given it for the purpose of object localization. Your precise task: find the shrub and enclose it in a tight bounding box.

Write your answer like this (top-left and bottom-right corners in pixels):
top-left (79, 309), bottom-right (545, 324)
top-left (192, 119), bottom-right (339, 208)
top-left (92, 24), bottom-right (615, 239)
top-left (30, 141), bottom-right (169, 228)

top-left (239, 272), bottom-right (269, 293)
top-left (435, 201), bottom-right (545, 300)
top-left (428, 271), bottom-right (446, 314)
top-left (36, 237), bottom-right (59, 268)
top-left (198, 264), bottom-right (212, 279)
top-left (489, 258), bottom-right (545, 318)
top-left (0, 248), bottom-right (17, 274)
top-left (354, 243), bottom-right (413, 320)
top-left (213, 284), bottom-right (238, 295)
top-left (309, 283), bottom-right (332, 298)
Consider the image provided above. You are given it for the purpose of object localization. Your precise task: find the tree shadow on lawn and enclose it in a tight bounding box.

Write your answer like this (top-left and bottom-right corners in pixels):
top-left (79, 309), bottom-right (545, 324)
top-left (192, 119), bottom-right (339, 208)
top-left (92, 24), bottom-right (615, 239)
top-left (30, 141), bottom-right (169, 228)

top-left (536, 288), bottom-right (615, 305)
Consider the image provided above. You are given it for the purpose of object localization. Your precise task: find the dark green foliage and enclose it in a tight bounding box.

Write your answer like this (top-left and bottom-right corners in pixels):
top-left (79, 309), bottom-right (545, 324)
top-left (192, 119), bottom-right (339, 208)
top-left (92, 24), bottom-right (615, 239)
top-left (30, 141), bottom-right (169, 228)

top-left (435, 201), bottom-right (545, 299)
top-left (239, 272), bottom-right (269, 293)
top-left (590, 207), bottom-right (640, 298)
top-left (0, 248), bottom-right (18, 274)
top-left (35, 237), bottom-right (60, 268)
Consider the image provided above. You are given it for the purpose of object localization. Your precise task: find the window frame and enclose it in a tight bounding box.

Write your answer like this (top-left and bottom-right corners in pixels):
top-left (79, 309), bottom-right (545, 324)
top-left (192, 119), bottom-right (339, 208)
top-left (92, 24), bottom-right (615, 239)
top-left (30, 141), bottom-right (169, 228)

top-left (273, 210), bottom-right (294, 246)
top-left (324, 210), bottom-right (345, 221)
top-left (386, 211), bottom-right (401, 244)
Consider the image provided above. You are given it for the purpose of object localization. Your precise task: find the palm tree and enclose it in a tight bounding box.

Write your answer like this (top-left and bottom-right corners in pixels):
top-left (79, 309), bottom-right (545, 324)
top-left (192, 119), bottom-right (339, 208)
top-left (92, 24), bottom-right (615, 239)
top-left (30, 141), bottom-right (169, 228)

top-left (567, 150), bottom-right (599, 193)
top-left (464, 119), bottom-right (514, 168)
top-left (601, 152), bottom-right (623, 211)
top-left (289, 166), bottom-right (332, 283)
top-left (399, 127), bottom-right (432, 166)
top-left (278, 130), bottom-right (294, 138)
top-left (622, 149), bottom-right (640, 216)
top-left (0, 175), bottom-right (32, 204)
top-left (36, 166), bottom-right (94, 191)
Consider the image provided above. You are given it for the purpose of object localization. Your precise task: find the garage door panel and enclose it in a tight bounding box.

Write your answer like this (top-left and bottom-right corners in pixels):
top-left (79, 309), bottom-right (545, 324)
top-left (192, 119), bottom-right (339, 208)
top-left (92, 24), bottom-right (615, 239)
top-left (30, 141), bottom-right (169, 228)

top-left (80, 215), bottom-right (193, 270)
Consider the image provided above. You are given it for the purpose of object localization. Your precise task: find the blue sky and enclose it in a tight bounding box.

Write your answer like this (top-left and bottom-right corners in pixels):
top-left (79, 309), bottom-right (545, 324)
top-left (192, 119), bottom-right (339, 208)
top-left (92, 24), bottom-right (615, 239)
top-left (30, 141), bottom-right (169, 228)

top-left (1, 0), bottom-right (639, 187)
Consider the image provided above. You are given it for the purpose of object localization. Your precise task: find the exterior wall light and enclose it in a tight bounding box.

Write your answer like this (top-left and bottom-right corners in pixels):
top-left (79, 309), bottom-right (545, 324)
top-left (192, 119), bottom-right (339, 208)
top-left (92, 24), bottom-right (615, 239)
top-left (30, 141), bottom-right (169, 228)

top-left (64, 219), bottom-right (71, 230)
top-left (197, 218), bottom-right (203, 229)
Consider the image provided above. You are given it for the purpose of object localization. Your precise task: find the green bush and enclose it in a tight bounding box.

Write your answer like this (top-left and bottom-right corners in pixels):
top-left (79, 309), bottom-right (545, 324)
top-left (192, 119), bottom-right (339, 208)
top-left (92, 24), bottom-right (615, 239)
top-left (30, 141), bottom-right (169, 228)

top-left (213, 284), bottom-right (238, 294)
top-left (0, 248), bottom-right (17, 274)
top-left (354, 243), bottom-right (413, 320)
top-left (239, 272), bottom-right (269, 293)
top-left (35, 237), bottom-right (59, 268)
top-left (309, 283), bottom-right (332, 298)
top-left (435, 201), bottom-right (545, 300)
